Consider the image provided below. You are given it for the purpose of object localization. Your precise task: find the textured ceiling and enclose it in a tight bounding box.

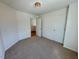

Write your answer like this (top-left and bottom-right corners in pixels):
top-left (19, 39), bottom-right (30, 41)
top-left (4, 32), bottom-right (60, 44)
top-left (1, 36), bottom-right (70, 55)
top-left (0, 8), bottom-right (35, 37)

top-left (0, 0), bottom-right (78, 15)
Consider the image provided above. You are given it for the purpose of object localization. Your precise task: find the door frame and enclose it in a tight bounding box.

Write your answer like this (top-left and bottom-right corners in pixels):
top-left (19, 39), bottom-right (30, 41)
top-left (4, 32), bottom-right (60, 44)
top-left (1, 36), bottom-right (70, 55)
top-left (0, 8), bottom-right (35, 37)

top-left (36, 16), bottom-right (43, 37)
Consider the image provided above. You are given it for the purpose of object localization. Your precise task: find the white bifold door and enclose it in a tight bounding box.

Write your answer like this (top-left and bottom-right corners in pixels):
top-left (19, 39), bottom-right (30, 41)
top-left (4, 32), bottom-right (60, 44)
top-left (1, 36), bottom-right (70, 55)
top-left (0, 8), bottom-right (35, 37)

top-left (36, 17), bottom-right (42, 37)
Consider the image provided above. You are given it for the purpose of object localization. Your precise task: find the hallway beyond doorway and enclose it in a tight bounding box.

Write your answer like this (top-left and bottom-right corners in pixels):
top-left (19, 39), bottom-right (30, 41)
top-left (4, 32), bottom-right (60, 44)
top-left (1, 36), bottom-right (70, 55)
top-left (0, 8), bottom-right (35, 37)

top-left (31, 31), bottom-right (36, 36)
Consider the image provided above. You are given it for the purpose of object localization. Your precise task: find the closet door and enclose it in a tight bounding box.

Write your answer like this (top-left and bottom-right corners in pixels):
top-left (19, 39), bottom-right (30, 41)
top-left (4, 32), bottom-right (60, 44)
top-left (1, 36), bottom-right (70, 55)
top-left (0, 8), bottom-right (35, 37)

top-left (36, 17), bottom-right (42, 37)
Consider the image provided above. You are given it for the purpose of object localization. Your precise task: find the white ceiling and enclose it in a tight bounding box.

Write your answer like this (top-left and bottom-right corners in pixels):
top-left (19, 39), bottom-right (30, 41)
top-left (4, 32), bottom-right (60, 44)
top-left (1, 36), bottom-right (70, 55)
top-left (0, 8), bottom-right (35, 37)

top-left (0, 0), bottom-right (77, 15)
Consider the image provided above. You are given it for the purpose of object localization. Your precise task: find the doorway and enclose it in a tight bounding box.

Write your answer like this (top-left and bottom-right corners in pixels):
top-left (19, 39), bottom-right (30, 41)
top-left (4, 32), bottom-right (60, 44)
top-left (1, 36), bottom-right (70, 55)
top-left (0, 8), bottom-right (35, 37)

top-left (30, 16), bottom-right (42, 37)
top-left (31, 26), bottom-right (36, 36)
top-left (31, 18), bottom-right (36, 37)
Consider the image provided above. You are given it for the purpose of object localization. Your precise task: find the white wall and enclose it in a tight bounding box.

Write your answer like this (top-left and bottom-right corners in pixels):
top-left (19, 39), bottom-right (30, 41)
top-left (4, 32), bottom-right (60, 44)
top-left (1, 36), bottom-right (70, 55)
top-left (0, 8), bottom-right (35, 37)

top-left (31, 18), bottom-right (36, 26)
top-left (0, 32), bottom-right (4, 59)
top-left (0, 2), bottom-right (33, 51)
top-left (36, 17), bottom-right (42, 37)
top-left (64, 2), bottom-right (78, 52)
top-left (0, 2), bottom-right (18, 50)
top-left (16, 11), bottom-right (32, 40)
top-left (42, 8), bottom-right (67, 43)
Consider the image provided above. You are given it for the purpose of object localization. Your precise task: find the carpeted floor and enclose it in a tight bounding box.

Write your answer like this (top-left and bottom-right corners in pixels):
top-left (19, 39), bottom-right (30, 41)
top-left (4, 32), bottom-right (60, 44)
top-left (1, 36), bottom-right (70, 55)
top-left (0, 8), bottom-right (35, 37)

top-left (5, 36), bottom-right (78, 59)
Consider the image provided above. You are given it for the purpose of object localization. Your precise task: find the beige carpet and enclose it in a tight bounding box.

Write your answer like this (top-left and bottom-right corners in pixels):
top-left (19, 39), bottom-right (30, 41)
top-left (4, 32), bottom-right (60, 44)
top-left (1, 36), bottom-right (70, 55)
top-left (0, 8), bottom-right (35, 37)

top-left (5, 36), bottom-right (78, 59)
